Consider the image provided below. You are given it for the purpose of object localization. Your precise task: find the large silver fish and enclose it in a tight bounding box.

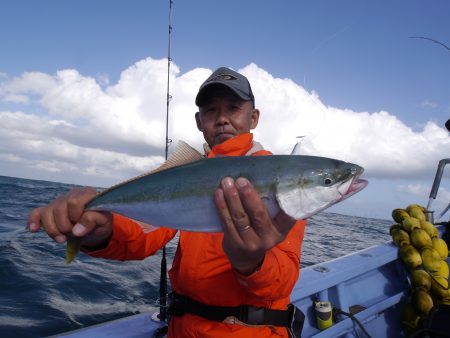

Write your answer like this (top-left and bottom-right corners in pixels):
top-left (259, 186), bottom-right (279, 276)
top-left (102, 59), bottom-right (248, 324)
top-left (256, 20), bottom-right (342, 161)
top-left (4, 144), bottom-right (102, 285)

top-left (86, 141), bottom-right (368, 232)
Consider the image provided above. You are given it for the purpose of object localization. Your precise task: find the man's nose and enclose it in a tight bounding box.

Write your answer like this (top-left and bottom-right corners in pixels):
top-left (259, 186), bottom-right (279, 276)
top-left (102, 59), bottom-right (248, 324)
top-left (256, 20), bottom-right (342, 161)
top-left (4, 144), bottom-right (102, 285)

top-left (215, 108), bottom-right (229, 125)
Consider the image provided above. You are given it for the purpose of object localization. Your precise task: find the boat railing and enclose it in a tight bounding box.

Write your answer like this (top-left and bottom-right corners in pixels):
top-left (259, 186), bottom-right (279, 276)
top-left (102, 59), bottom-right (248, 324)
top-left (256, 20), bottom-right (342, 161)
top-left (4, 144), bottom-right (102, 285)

top-left (427, 158), bottom-right (450, 222)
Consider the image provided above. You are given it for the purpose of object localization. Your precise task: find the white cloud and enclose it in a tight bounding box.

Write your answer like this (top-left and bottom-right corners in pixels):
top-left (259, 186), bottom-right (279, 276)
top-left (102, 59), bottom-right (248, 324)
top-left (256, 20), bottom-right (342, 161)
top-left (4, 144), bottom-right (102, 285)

top-left (397, 183), bottom-right (450, 203)
top-left (0, 58), bottom-right (449, 192)
top-left (0, 71), bottom-right (56, 96)
top-left (96, 73), bottom-right (110, 86)
top-left (421, 100), bottom-right (438, 109)
top-left (2, 93), bottom-right (29, 103)
top-left (240, 64), bottom-right (450, 179)
top-left (397, 183), bottom-right (450, 217)
top-left (397, 183), bottom-right (429, 197)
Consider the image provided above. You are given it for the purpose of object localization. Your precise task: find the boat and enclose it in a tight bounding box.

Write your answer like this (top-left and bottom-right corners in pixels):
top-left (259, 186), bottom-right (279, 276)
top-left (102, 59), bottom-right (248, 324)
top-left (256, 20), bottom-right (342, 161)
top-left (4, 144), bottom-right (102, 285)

top-left (53, 158), bottom-right (450, 338)
top-left (51, 226), bottom-right (449, 338)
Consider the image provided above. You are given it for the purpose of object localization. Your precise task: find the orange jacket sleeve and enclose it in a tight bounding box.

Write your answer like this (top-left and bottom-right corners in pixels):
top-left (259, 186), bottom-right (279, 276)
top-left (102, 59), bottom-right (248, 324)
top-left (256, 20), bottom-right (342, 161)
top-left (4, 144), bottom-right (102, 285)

top-left (234, 219), bottom-right (306, 304)
top-left (86, 213), bottom-right (177, 260)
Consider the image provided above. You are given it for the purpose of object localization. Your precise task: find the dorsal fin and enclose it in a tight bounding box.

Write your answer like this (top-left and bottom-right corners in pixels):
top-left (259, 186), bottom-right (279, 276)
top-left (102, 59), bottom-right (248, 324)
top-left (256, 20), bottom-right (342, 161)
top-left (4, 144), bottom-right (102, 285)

top-left (291, 136), bottom-right (305, 155)
top-left (91, 141), bottom-right (203, 199)
top-left (150, 140), bottom-right (203, 174)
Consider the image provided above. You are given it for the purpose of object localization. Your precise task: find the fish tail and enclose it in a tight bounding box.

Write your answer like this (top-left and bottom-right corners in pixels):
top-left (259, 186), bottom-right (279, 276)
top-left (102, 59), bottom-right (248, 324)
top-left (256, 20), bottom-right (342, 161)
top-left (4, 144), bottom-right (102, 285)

top-left (66, 236), bottom-right (82, 264)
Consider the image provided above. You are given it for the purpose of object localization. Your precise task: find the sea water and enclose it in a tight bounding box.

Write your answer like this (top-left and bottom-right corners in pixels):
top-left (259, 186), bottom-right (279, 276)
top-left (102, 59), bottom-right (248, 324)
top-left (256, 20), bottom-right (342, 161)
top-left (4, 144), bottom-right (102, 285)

top-left (0, 175), bottom-right (391, 337)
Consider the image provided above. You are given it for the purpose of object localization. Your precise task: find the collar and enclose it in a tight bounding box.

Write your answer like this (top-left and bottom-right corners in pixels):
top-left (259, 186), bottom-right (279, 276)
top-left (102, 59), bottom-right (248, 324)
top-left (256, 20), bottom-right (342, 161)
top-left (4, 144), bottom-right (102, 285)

top-left (206, 133), bottom-right (254, 158)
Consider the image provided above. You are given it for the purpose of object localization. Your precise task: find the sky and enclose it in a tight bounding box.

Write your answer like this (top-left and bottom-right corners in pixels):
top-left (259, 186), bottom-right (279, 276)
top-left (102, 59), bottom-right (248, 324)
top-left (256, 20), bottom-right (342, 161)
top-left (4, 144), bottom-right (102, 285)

top-left (0, 0), bottom-right (449, 220)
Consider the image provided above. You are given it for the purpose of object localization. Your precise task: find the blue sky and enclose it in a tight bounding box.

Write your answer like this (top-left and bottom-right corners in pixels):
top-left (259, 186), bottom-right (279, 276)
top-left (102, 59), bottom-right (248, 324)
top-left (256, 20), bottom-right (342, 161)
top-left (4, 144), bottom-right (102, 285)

top-left (2, 0), bottom-right (449, 127)
top-left (0, 0), bottom-right (449, 220)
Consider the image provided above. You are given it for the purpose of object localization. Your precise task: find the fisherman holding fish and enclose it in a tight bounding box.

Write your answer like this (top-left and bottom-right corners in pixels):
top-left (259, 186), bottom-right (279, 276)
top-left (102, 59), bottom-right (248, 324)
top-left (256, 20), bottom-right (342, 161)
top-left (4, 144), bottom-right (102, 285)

top-left (28, 67), bottom-right (366, 337)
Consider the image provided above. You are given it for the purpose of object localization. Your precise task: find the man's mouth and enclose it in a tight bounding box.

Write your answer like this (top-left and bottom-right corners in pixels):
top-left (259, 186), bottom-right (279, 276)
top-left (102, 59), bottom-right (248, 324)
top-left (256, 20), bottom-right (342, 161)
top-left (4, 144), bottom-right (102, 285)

top-left (215, 131), bottom-right (235, 139)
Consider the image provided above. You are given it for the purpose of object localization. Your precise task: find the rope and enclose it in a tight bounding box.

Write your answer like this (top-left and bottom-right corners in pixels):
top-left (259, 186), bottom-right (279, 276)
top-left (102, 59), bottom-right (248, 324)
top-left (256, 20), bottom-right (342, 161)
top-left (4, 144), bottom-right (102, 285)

top-left (333, 307), bottom-right (372, 338)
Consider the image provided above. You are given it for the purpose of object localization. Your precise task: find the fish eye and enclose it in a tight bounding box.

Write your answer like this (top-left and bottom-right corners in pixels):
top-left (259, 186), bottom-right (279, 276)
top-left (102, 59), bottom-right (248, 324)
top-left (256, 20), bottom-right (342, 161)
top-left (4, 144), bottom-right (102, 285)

top-left (323, 177), bottom-right (334, 186)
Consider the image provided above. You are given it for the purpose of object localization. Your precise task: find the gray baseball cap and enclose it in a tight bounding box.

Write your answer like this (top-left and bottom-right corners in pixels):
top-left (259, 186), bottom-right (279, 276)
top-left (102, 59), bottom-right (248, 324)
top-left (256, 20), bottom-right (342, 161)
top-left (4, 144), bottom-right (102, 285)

top-left (195, 67), bottom-right (254, 106)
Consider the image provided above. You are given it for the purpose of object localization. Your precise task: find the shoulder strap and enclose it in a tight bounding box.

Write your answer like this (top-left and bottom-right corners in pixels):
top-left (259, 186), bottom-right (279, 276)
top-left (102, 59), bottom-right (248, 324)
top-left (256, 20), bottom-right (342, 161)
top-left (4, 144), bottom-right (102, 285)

top-left (245, 141), bottom-right (272, 156)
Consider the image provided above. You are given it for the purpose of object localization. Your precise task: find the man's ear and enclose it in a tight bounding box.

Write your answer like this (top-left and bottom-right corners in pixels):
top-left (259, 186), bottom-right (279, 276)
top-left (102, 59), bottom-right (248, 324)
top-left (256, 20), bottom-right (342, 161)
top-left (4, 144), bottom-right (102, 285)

top-left (195, 112), bottom-right (203, 131)
top-left (250, 109), bottom-right (260, 129)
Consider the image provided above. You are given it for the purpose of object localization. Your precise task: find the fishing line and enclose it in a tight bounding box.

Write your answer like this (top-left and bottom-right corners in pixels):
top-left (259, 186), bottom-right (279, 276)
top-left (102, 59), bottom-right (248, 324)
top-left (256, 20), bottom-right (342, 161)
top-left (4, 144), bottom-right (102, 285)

top-left (289, 91), bottom-right (326, 154)
top-left (297, 25), bottom-right (351, 151)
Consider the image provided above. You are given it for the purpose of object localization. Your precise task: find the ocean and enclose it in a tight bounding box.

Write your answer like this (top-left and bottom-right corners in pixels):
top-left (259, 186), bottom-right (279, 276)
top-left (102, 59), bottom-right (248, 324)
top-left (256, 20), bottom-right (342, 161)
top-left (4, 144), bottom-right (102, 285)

top-left (0, 175), bottom-right (392, 337)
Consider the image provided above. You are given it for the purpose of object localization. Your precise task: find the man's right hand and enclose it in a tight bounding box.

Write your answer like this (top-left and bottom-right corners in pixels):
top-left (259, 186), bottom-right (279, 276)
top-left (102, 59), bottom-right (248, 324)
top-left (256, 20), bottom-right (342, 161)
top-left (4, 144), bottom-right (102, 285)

top-left (27, 187), bottom-right (113, 249)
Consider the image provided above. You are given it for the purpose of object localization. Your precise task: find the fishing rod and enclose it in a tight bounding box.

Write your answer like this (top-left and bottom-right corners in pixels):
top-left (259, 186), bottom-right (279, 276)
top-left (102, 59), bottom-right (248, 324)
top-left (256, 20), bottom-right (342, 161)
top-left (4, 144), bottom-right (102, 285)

top-left (157, 0), bottom-right (173, 323)
top-left (409, 36), bottom-right (450, 53)
top-left (165, 0), bottom-right (174, 159)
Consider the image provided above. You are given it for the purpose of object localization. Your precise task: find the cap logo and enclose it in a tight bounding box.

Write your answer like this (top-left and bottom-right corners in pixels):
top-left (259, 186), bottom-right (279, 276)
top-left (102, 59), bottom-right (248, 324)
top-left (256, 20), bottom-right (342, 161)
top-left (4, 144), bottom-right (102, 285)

top-left (207, 74), bottom-right (237, 82)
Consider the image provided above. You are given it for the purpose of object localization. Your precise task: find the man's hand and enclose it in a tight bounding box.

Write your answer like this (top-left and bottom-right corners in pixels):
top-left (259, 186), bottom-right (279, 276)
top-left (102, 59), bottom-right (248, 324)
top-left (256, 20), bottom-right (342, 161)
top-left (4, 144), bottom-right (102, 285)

top-left (27, 187), bottom-right (113, 249)
top-left (214, 177), bottom-right (296, 275)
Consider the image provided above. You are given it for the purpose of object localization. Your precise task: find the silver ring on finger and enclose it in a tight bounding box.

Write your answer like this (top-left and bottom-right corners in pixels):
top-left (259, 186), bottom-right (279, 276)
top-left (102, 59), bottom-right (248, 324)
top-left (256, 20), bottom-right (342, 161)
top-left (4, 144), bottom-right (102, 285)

top-left (237, 224), bottom-right (251, 233)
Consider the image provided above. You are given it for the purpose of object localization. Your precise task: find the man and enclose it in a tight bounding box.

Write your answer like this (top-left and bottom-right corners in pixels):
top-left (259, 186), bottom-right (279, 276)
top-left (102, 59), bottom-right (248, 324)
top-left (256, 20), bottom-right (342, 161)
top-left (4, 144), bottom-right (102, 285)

top-left (28, 67), bottom-right (306, 337)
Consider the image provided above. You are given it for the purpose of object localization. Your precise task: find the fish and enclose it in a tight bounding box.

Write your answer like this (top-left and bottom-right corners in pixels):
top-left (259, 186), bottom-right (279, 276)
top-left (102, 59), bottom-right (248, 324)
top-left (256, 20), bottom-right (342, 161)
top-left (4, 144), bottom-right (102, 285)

top-left (87, 141), bottom-right (367, 230)
top-left (65, 141), bottom-right (368, 263)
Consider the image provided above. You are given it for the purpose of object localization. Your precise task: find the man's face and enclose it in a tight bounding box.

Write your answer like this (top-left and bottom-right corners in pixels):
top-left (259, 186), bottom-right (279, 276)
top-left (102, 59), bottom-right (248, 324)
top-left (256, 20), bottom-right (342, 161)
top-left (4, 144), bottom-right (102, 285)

top-left (195, 89), bottom-right (259, 147)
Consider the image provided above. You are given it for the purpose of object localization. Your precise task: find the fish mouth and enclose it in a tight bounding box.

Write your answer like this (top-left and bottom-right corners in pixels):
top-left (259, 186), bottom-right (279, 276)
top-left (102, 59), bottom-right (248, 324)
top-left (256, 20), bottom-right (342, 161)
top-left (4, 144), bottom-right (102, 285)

top-left (339, 176), bottom-right (368, 201)
top-left (335, 163), bottom-right (368, 202)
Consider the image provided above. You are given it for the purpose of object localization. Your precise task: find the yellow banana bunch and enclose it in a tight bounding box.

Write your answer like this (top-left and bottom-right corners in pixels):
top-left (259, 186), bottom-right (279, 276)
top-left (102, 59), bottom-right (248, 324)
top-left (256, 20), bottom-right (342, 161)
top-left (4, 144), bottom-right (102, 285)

top-left (390, 204), bottom-right (450, 335)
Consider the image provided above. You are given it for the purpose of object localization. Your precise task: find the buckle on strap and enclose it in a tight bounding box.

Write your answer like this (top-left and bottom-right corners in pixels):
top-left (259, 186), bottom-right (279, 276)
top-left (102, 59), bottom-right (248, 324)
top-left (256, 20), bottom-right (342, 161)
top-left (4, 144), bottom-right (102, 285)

top-left (240, 305), bottom-right (266, 325)
top-left (167, 292), bottom-right (187, 316)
